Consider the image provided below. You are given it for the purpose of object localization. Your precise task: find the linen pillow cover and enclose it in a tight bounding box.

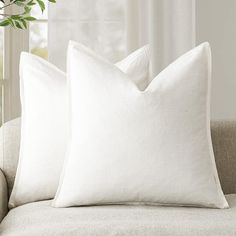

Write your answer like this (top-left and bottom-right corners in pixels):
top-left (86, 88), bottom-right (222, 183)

top-left (53, 42), bottom-right (228, 209)
top-left (9, 45), bottom-right (150, 208)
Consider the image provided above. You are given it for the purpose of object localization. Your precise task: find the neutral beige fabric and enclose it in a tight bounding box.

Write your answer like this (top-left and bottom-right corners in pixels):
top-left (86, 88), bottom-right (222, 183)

top-left (211, 120), bottom-right (236, 194)
top-left (0, 169), bottom-right (8, 223)
top-left (0, 119), bottom-right (21, 195)
top-left (0, 194), bottom-right (235, 235)
top-left (0, 118), bottom-right (236, 196)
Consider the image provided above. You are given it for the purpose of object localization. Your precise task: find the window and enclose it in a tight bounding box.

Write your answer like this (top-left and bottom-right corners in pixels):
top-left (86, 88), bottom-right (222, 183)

top-left (0, 1), bottom-right (49, 125)
top-left (0, 7), bottom-right (4, 125)
top-left (30, 2), bottom-right (48, 60)
top-left (0, 26), bottom-right (3, 125)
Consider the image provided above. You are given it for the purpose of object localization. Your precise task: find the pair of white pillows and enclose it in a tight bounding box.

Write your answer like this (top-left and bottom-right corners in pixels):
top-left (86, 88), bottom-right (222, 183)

top-left (9, 41), bottom-right (228, 209)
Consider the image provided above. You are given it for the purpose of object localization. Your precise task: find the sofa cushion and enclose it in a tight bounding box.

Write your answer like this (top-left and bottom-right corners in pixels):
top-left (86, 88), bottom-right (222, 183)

top-left (0, 118), bottom-right (21, 195)
top-left (211, 121), bottom-right (236, 194)
top-left (0, 194), bottom-right (236, 236)
top-left (0, 169), bottom-right (8, 223)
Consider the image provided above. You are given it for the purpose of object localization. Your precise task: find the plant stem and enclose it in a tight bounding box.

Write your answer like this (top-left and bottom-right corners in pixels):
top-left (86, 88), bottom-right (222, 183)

top-left (0, 2), bottom-right (15, 10)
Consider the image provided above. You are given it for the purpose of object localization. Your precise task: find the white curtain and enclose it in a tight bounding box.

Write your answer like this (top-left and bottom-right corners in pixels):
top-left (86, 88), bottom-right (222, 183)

top-left (48, 0), bottom-right (195, 77)
top-left (148, 0), bottom-right (195, 77)
top-left (124, 0), bottom-right (195, 78)
top-left (48, 0), bottom-right (126, 70)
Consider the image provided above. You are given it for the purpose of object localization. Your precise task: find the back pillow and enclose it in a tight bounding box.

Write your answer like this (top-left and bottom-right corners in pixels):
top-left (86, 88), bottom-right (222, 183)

top-left (9, 45), bottom-right (150, 208)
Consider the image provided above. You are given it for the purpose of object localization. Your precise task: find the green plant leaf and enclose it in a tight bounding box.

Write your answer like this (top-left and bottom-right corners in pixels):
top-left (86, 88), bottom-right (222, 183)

top-left (36, 0), bottom-right (45, 13)
top-left (11, 15), bottom-right (22, 19)
top-left (14, 1), bottom-right (25, 7)
top-left (24, 5), bottom-right (31, 14)
top-left (0, 0), bottom-right (57, 29)
top-left (0, 19), bottom-right (10, 26)
top-left (21, 19), bottom-right (27, 28)
top-left (15, 20), bottom-right (23, 29)
top-left (8, 18), bottom-right (15, 27)
top-left (27, 0), bottom-right (36, 6)
top-left (23, 16), bottom-right (36, 21)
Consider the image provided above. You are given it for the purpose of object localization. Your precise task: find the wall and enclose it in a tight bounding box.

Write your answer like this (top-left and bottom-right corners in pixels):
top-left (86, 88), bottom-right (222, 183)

top-left (196, 0), bottom-right (236, 120)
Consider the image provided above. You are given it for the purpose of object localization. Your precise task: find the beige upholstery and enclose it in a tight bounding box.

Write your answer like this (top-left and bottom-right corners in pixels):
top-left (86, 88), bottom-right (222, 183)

top-left (0, 119), bottom-right (21, 195)
top-left (1, 118), bottom-right (236, 196)
top-left (0, 169), bottom-right (8, 223)
top-left (0, 195), bottom-right (236, 236)
top-left (211, 120), bottom-right (236, 194)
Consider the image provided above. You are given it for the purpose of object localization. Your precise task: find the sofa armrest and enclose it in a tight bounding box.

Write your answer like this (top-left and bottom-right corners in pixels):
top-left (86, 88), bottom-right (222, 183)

top-left (0, 168), bottom-right (8, 223)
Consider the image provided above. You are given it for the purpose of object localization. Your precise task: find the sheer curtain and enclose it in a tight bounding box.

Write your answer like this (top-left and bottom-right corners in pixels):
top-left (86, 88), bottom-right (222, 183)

top-left (124, 0), bottom-right (195, 78)
top-left (48, 0), bottom-right (126, 71)
top-left (48, 0), bottom-right (195, 77)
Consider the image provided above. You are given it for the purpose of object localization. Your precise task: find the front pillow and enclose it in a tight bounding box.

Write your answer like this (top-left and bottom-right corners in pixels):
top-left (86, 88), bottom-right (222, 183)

top-left (9, 45), bottom-right (150, 208)
top-left (53, 42), bottom-right (228, 208)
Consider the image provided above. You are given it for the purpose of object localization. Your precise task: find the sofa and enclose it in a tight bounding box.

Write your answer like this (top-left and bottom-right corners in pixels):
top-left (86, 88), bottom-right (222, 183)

top-left (0, 118), bottom-right (236, 236)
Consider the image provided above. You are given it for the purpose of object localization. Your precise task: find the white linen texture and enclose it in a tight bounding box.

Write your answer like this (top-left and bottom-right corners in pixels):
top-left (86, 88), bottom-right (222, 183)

top-left (53, 41), bottom-right (228, 209)
top-left (9, 45), bottom-right (150, 208)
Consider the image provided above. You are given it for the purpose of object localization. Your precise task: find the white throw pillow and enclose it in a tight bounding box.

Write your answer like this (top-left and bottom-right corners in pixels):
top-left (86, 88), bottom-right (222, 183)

top-left (9, 45), bottom-right (150, 208)
top-left (53, 42), bottom-right (228, 209)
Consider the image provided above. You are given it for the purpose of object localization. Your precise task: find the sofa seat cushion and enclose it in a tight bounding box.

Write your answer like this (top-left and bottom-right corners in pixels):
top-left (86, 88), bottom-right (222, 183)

top-left (1, 194), bottom-right (236, 236)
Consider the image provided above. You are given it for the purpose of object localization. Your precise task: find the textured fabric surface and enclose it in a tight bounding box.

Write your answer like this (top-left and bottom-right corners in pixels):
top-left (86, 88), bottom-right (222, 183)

top-left (54, 42), bottom-right (227, 208)
top-left (0, 169), bottom-right (8, 223)
top-left (211, 120), bottom-right (236, 194)
top-left (9, 46), bottom-right (150, 208)
top-left (1, 118), bottom-right (235, 197)
top-left (0, 118), bottom-right (21, 195)
top-left (9, 53), bottom-right (67, 209)
top-left (0, 194), bottom-right (236, 236)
